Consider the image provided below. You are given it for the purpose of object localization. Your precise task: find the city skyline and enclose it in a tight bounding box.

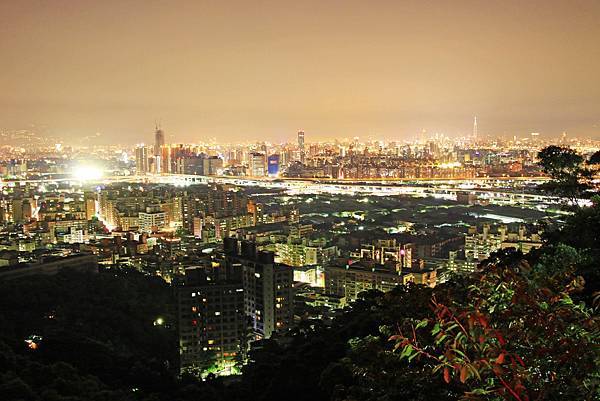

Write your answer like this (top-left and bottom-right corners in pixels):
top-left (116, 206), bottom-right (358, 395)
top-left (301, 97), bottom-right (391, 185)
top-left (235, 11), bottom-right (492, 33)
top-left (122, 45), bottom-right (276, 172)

top-left (0, 2), bottom-right (599, 400)
top-left (1, 0), bottom-right (600, 143)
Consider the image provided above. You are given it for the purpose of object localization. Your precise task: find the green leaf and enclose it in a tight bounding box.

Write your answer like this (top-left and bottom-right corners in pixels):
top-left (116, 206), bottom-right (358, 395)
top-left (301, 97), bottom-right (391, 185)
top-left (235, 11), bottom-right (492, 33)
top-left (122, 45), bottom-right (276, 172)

top-left (399, 344), bottom-right (414, 359)
top-left (415, 319), bottom-right (429, 330)
top-left (435, 334), bottom-right (448, 345)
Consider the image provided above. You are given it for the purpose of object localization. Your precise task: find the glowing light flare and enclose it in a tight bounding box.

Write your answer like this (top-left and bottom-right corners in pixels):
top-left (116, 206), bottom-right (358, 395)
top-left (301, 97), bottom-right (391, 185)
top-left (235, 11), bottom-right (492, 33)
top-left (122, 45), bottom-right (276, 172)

top-left (72, 165), bottom-right (103, 181)
top-left (438, 162), bottom-right (462, 169)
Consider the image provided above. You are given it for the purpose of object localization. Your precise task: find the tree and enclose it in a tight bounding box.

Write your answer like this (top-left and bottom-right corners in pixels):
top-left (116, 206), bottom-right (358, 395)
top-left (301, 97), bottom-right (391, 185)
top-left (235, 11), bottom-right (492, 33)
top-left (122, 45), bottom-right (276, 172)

top-left (537, 146), bottom-right (594, 204)
top-left (588, 150), bottom-right (600, 166)
top-left (391, 248), bottom-right (599, 401)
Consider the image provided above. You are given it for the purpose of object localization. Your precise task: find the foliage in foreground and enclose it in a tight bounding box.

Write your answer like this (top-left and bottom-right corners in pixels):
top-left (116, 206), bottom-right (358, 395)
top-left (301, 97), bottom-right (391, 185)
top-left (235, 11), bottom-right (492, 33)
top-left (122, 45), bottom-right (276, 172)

top-left (392, 246), bottom-right (598, 400)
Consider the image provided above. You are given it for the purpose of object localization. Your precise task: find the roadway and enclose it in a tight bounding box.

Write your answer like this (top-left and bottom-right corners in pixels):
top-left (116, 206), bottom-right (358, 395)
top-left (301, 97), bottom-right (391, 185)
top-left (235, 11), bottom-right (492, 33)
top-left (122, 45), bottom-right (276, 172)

top-left (0, 173), bottom-right (563, 207)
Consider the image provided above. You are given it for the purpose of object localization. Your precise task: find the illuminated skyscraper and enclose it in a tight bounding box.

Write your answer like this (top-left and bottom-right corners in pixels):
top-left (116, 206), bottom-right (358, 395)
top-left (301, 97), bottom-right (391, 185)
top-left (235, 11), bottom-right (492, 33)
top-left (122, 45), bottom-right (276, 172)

top-left (154, 124), bottom-right (165, 155)
top-left (297, 130), bottom-right (305, 151)
top-left (248, 152), bottom-right (266, 177)
top-left (267, 154), bottom-right (280, 176)
top-left (473, 117), bottom-right (478, 140)
top-left (135, 145), bottom-right (150, 174)
top-left (154, 124), bottom-right (165, 173)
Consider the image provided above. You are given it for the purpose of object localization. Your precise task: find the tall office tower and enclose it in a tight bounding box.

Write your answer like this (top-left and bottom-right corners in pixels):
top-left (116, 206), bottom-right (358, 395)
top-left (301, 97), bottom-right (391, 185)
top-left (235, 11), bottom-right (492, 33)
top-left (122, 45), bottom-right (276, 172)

top-left (154, 124), bottom-right (165, 173)
top-left (203, 156), bottom-right (224, 176)
top-left (177, 261), bottom-right (245, 373)
top-left (160, 145), bottom-right (171, 174)
top-left (183, 155), bottom-right (205, 175)
top-left (248, 152), bottom-right (266, 177)
top-left (267, 154), bottom-right (280, 176)
top-left (224, 238), bottom-right (294, 340)
top-left (135, 145), bottom-right (150, 174)
top-left (473, 117), bottom-right (478, 140)
top-left (154, 124), bottom-right (165, 156)
top-left (297, 130), bottom-right (305, 151)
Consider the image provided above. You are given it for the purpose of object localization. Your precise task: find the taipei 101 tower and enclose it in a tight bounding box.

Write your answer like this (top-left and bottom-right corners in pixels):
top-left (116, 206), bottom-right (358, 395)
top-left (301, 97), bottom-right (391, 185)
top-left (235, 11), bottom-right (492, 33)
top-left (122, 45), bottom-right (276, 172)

top-left (154, 123), bottom-right (165, 173)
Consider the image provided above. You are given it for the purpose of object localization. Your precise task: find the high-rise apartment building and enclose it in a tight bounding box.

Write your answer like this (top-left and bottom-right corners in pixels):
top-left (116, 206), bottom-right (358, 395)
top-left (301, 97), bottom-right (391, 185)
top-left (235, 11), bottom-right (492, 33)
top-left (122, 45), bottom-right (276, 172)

top-left (177, 261), bottom-right (245, 373)
top-left (138, 205), bottom-right (167, 232)
top-left (223, 238), bottom-right (294, 340)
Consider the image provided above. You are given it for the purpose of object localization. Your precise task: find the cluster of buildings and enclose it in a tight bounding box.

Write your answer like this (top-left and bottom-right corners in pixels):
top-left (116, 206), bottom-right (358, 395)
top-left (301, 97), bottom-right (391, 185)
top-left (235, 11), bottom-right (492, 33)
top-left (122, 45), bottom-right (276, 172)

top-left (462, 224), bottom-right (543, 270)
top-left (97, 183), bottom-right (298, 243)
top-left (0, 185), bottom-right (98, 245)
top-left (0, 125), bottom-right (577, 379)
top-left (0, 169), bottom-right (551, 378)
top-left (129, 126), bottom-right (599, 180)
top-left (177, 233), bottom-right (441, 375)
top-left (134, 127), bottom-right (303, 177)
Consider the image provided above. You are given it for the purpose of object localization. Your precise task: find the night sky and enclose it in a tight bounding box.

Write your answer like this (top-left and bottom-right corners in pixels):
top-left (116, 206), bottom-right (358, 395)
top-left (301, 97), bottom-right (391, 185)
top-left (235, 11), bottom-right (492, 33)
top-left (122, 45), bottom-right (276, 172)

top-left (1, 0), bottom-right (599, 143)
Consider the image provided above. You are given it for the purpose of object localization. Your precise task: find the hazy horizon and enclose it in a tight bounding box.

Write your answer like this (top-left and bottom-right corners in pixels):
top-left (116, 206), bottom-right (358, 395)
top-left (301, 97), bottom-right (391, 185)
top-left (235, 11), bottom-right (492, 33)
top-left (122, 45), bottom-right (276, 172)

top-left (1, 0), bottom-right (599, 143)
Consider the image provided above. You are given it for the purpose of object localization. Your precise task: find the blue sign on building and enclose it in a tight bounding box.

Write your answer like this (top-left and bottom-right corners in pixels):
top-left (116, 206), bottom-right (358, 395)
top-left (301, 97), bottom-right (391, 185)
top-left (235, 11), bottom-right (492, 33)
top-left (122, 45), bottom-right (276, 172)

top-left (267, 154), bottom-right (280, 176)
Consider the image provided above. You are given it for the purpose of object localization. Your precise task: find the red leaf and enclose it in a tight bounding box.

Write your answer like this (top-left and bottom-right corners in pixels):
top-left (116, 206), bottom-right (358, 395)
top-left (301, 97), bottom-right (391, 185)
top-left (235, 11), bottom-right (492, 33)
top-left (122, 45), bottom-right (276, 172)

top-left (496, 353), bottom-right (505, 364)
top-left (459, 366), bottom-right (469, 383)
top-left (443, 367), bottom-right (451, 383)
